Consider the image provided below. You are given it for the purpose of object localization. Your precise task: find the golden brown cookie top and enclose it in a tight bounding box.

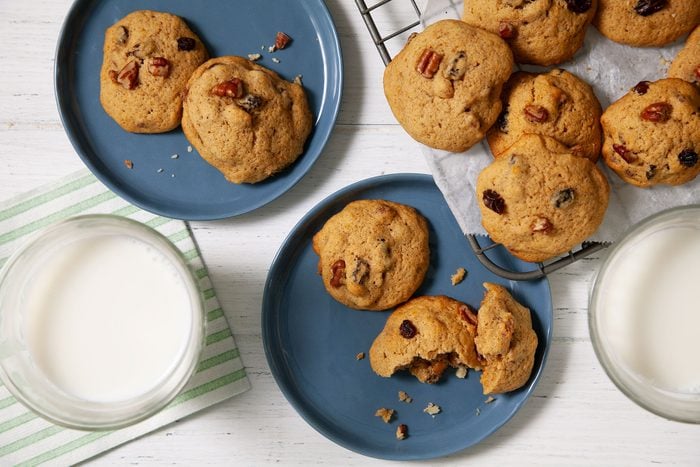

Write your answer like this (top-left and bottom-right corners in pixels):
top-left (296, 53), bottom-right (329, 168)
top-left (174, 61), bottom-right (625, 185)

top-left (99, 10), bottom-right (208, 133)
top-left (369, 295), bottom-right (482, 383)
top-left (594, 0), bottom-right (700, 47)
top-left (383, 19), bottom-right (513, 152)
top-left (476, 283), bottom-right (538, 395)
top-left (601, 78), bottom-right (700, 187)
top-left (488, 69), bottom-right (602, 162)
top-left (477, 134), bottom-right (610, 262)
top-left (668, 26), bottom-right (700, 86)
top-left (462, 0), bottom-right (597, 66)
top-left (312, 200), bottom-right (429, 311)
top-left (181, 56), bottom-right (313, 184)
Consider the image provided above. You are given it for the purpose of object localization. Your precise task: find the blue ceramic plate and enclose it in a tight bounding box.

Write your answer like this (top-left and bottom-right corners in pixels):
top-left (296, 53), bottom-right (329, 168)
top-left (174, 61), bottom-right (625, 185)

top-left (262, 174), bottom-right (552, 460)
top-left (55, 0), bottom-right (342, 220)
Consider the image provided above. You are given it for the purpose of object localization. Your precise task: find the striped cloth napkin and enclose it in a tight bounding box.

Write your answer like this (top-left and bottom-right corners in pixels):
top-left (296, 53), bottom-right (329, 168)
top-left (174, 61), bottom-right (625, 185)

top-left (0, 170), bottom-right (250, 466)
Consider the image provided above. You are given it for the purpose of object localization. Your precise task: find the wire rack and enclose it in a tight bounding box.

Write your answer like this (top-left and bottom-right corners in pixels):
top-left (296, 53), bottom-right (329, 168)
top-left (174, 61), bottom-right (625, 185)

top-left (354, 0), bottom-right (608, 280)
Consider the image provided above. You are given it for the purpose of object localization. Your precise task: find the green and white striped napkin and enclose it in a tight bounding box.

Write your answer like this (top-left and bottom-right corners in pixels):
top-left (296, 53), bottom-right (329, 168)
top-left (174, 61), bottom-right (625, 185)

top-left (0, 169), bottom-right (250, 466)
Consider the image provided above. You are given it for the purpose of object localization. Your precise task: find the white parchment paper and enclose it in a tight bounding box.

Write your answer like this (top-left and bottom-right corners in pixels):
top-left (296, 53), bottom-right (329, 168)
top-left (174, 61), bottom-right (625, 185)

top-left (419, 0), bottom-right (695, 242)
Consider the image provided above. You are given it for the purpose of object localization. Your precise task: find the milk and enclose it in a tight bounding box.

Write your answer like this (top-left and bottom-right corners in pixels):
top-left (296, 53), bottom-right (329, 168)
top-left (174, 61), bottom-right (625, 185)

top-left (24, 234), bottom-right (193, 403)
top-left (596, 227), bottom-right (700, 393)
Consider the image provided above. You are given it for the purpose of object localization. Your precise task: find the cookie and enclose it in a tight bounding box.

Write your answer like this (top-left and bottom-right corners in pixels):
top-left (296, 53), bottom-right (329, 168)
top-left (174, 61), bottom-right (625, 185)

top-left (383, 19), bottom-right (513, 152)
top-left (100, 10), bottom-right (208, 133)
top-left (601, 78), bottom-right (700, 187)
top-left (476, 283), bottom-right (538, 395)
top-left (312, 200), bottom-right (429, 311)
top-left (477, 134), bottom-right (610, 262)
top-left (488, 70), bottom-right (602, 162)
top-left (594, 0), bottom-right (700, 47)
top-left (462, 0), bottom-right (597, 66)
top-left (181, 56), bottom-right (313, 184)
top-left (668, 26), bottom-right (700, 85)
top-left (369, 296), bottom-right (482, 384)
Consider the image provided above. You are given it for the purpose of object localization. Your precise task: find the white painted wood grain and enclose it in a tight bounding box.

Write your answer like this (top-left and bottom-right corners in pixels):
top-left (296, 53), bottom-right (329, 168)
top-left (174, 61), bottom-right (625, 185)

top-left (1, 0), bottom-right (699, 465)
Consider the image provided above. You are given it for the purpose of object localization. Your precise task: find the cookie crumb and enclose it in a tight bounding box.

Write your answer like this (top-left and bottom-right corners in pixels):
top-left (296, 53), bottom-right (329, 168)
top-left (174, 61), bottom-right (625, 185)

top-left (268, 45), bottom-right (276, 53)
top-left (171, 154), bottom-right (179, 159)
top-left (187, 145), bottom-right (193, 153)
top-left (451, 267), bottom-right (467, 285)
top-left (423, 402), bottom-right (441, 417)
top-left (171, 174), bottom-right (176, 178)
top-left (294, 74), bottom-right (303, 86)
top-left (375, 408), bottom-right (395, 423)
top-left (247, 53), bottom-right (262, 61)
top-left (124, 159), bottom-right (133, 169)
top-left (355, 352), bottom-right (365, 360)
top-left (398, 391), bottom-right (412, 403)
top-left (396, 424), bottom-right (408, 440)
top-left (455, 366), bottom-right (468, 379)
top-left (157, 168), bottom-right (164, 173)
top-left (485, 396), bottom-right (496, 404)
top-left (476, 407), bottom-right (481, 416)
top-left (272, 57), bottom-right (281, 64)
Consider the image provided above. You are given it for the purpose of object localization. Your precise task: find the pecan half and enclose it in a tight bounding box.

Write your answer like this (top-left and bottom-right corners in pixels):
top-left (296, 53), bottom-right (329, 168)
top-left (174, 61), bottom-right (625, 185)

top-left (275, 32), bottom-right (292, 50)
top-left (117, 60), bottom-right (139, 90)
top-left (330, 260), bottom-right (345, 288)
top-left (211, 79), bottom-right (244, 98)
top-left (416, 49), bottom-right (443, 79)
top-left (498, 21), bottom-right (516, 39)
top-left (531, 216), bottom-right (553, 233)
top-left (443, 51), bottom-right (467, 81)
top-left (524, 105), bottom-right (549, 123)
top-left (148, 57), bottom-right (170, 77)
top-left (641, 102), bottom-right (672, 122)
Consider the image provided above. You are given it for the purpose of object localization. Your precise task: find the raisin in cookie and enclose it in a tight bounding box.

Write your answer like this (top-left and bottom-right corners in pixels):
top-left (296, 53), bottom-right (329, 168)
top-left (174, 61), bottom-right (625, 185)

top-left (668, 26), bottom-right (700, 85)
top-left (182, 56), bottom-right (313, 184)
top-left (383, 20), bottom-right (513, 152)
top-left (488, 70), bottom-right (602, 162)
top-left (369, 296), bottom-right (482, 383)
top-left (312, 200), bottom-right (429, 311)
top-left (100, 10), bottom-right (208, 133)
top-left (476, 283), bottom-right (538, 395)
top-left (462, 0), bottom-right (597, 66)
top-left (601, 78), bottom-right (700, 187)
top-left (594, 0), bottom-right (700, 47)
top-left (477, 134), bottom-right (609, 262)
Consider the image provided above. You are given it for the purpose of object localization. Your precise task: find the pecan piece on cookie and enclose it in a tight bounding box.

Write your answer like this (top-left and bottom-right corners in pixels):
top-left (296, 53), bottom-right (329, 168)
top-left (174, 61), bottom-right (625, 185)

top-left (330, 259), bottom-right (346, 288)
top-left (117, 60), bottom-right (139, 90)
top-left (211, 79), bottom-right (244, 98)
top-left (148, 57), bottom-right (170, 77)
top-left (416, 49), bottom-right (443, 79)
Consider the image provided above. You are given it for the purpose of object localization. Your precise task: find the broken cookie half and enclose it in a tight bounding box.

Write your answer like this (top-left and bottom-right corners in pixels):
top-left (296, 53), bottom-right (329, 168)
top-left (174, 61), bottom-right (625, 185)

top-left (369, 296), bottom-right (482, 383)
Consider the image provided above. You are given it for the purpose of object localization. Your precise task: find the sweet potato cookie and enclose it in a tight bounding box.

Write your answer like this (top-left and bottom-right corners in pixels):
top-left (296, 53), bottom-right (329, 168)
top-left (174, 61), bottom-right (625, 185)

top-left (383, 19), bottom-right (513, 152)
top-left (369, 296), bottom-right (482, 383)
top-left (182, 56), bottom-right (313, 184)
top-left (100, 10), bottom-right (208, 133)
top-left (476, 283), bottom-right (538, 395)
top-left (312, 200), bottom-right (429, 311)
top-left (668, 26), bottom-right (700, 85)
top-left (488, 69), bottom-right (602, 162)
top-left (594, 0), bottom-right (700, 47)
top-left (462, 0), bottom-right (597, 66)
top-left (477, 134), bottom-right (609, 262)
top-left (601, 78), bottom-right (700, 187)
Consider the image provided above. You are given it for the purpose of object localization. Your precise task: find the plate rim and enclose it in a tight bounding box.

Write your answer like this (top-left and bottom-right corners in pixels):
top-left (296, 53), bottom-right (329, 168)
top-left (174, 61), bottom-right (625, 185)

top-left (261, 173), bottom-right (553, 460)
top-left (54, 0), bottom-right (344, 220)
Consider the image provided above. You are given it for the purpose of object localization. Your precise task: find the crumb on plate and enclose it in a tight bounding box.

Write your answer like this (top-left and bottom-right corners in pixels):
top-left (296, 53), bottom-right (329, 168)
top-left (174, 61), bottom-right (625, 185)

top-left (398, 390), bottom-right (412, 403)
top-left (451, 267), bottom-right (467, 285)
top-left (356, 352), bottom-right (365, 361)
top-left (375, 408), bottom-right (394, 423)
top-left (396, 424), bottom-right (408, 440)
top-left (455, 366), bottom-right (468, 379)
top-left (423, 402), bottom-right (441, 417)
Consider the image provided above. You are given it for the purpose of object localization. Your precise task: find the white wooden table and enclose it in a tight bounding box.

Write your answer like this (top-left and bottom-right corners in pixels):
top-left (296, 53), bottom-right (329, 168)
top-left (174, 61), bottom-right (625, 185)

top-left (1, 0), bottom-right (698, 464)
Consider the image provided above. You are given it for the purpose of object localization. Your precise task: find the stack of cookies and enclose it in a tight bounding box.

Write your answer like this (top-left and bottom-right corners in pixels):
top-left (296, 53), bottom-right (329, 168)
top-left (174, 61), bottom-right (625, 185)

top-left (100, 10), bottom-right (313, 184)
top-left (383, 2), bottom-right (700, 263)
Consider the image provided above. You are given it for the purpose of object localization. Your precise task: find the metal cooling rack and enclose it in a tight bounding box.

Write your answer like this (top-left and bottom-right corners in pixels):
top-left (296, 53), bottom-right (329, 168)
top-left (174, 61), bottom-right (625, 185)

top-left (354, 0), bottom-right (608, 280)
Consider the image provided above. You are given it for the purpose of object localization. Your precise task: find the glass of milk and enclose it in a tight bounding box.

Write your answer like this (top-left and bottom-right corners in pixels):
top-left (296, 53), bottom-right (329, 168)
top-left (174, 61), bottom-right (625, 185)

top-left (590, 205), bottom-right (700, 423)
top-left (0, 215), bottom-right (205, 430)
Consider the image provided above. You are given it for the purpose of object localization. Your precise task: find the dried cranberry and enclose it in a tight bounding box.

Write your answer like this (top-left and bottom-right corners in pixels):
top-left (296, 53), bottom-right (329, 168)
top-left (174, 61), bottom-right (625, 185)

top-left (565, 0), bottom-right (592, 13)
top-left (177, 37), bottom-right (196, 51)
top-left (552, 188), bottom-right (575, 208)
top-left (678, 149), bottom-right (698, 167)
top-left (496, 107), bottom-right (509, 133)
top-left (634, 0), bottom-right (666, 16)
top-left (524, 105), bottom-right (549, 123)
top-left (498, 22), bottom-right (516, 39)
top-left (641, 102), bottom-right (672, 123)
top-left (695, 66), bottom-right (700, 81)
top-left (400, 320), bottom-right (417, 339)
top-left (613, 144), bottom-right (637, 163)
top-left (458, 305), bottom-right (477, 326)
top-left (483, 189), bottom-right (506, 214)
top-left (632, 81), bottom-right (650, 95)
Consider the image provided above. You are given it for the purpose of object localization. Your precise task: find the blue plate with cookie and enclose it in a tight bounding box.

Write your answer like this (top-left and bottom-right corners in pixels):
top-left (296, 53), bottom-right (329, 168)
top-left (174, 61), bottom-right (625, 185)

top-left (262, 173), bottom-right (553, 460)
top-left (55, 0), bottom-right (342, 220)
